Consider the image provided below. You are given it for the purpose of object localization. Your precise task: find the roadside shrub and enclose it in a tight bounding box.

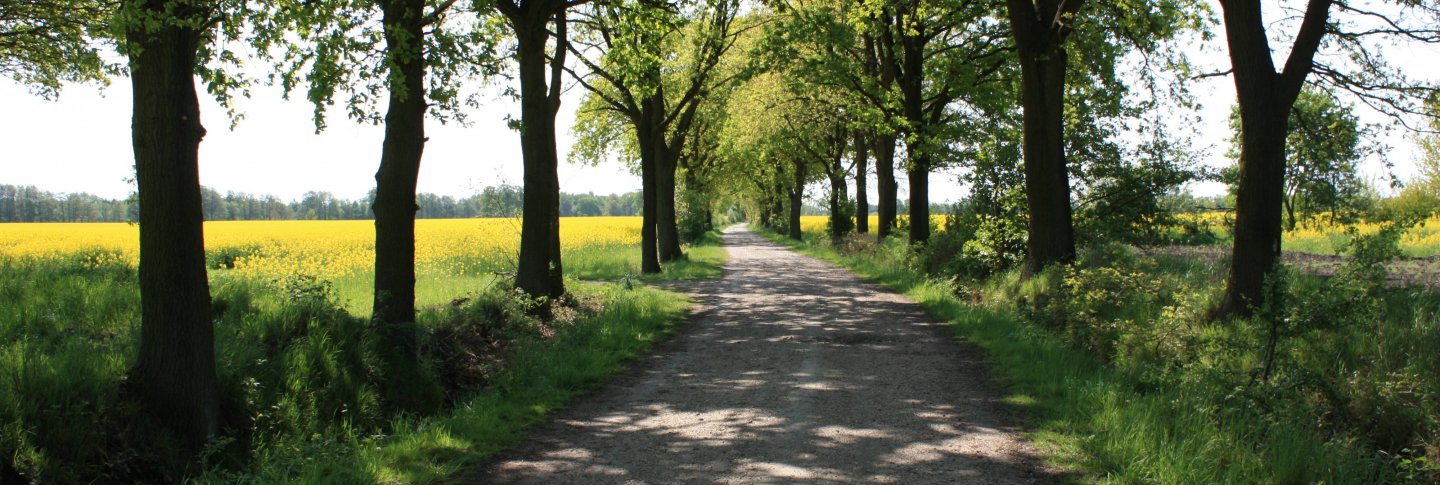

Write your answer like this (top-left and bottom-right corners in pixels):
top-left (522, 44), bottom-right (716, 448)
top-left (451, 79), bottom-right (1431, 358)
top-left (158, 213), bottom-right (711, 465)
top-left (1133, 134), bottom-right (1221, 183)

top-left (914, 201), bottom-right (1027, 281)
top-left (1049, 245), bottom-right (1166, 361)
top-left (427, 288), bottom-right (549, 396)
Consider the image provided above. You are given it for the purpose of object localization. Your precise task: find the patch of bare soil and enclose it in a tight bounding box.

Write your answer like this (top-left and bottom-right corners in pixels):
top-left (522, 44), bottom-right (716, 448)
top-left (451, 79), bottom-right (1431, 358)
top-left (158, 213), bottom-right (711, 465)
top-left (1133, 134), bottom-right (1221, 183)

top-left (1146, 246), bottom-right (1440, 290)
top-left (456, 226), bottom-right (1054, 484)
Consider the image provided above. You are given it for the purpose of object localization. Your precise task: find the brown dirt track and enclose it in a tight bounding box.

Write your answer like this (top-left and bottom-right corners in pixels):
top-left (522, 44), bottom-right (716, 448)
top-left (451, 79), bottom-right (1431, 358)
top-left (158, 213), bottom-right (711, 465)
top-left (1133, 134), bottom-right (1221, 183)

top-left (458, 226), bottom-right (1053, 484)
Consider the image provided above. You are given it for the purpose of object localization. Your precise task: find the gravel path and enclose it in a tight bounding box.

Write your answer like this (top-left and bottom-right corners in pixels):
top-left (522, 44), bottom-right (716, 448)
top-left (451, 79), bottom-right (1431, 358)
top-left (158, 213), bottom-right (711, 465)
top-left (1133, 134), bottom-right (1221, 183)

top-left (464, 225), bottom-right (1051, 484)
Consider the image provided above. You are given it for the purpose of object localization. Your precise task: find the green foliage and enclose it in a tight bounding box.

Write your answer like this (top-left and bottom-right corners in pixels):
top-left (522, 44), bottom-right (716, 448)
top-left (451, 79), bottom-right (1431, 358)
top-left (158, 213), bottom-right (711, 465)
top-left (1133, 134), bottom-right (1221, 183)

top-left (0, 0), bottom-right (115, 97)
top-left (676, 189), bottom-right (713, 243)
top-left (914, 197), bottom-right (1027, 281)
top-left (251, 0), bottom-right (506, 129)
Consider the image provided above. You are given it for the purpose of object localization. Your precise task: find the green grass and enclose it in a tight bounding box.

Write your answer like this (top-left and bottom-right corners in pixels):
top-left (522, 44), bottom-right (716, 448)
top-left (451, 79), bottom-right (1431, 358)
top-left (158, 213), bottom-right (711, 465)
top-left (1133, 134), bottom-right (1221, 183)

top-left (201, 282), bottom-right (691, 484)
top-left (756, 225), bottom-right (1439, 483)
top-left (1, 232), bottom-right (727, 482)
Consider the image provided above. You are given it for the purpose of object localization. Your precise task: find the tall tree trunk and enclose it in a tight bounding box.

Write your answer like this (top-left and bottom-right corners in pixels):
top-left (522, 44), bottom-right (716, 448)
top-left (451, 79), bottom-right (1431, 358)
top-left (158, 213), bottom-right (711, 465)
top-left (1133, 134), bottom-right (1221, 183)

top-left (370, 0), bottom-right (442, 414)
top-left (874, 132), bottom-right (898, 238)
top-left (789, 161), bottom-right (805, 240)
top-left (126, 8), bottom-right (219, 459)
top-left (1219, 119), bottom-right (1288, 317)
top-left (1009, 0), bottom-right (1078, 276)
top-left (657, 145), bottom-right (683, 260)
top-left (854, 130), bottom-right (869, 234)
top-left (828, 147), bottom-right (848, 243)
top-left (899, 19), bottom-right (932, 246)
top-left (373, 0), bottom-right (426, 328)
top-left (1213, 0), bottom-right (1329, 318)
top-left (638, 118), bottom-right (661, 273)
top-left (512, 10), bottom-right (565, 299)
top-left (907, 156), bottom-right (930, 244)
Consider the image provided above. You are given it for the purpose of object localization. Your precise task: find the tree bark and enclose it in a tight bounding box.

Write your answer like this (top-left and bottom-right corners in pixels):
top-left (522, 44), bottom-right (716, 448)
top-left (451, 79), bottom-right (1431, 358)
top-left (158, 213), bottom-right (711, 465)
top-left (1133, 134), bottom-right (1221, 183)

top-left (510, 6), bottom-right (565, 299)
top-left (657, 144), bottom-right (683, 260)
top-left (874, 132), bottom-right (898, 238)
top-left (1219, 117), bottom-right (1288, 317)
top-left (638, 119), bottom-right (662, 274)
top-left (373, 0), bottom-right (426, 327)
top-left (828, 138), bottom-right (849, 243)
top-left (907, 156), bottom-right (930, 244)
top-left (789, 160), bottom-right (805, 240)
top-left (853, 130), bottom-right (869, 234)
top-left (126, 4), bottom-right (219, 458)
top-left (1008, 0), bottom-right (1079, 276)
top-left (1214, 0), bottom-right (1331, 318)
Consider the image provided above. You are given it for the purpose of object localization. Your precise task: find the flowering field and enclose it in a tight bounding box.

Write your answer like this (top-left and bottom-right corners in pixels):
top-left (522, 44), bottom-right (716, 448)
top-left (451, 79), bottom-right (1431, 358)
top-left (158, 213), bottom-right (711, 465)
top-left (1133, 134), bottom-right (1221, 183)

top-left (0, 217), bottom-right (643, 280)
top-left (1182, 212), bottom-right (1440, 257)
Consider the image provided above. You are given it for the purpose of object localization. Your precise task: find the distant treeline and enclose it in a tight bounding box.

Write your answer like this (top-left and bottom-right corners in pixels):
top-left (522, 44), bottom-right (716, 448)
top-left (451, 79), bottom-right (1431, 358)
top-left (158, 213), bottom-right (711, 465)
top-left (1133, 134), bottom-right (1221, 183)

top-left (0, 184), bottom-right (644, 222)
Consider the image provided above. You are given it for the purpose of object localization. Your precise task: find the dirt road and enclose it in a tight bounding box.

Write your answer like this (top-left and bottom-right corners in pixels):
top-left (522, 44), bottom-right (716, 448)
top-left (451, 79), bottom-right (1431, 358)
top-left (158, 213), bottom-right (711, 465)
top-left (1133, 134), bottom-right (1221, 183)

top-left (467, 226), bottom-right (1050, 484)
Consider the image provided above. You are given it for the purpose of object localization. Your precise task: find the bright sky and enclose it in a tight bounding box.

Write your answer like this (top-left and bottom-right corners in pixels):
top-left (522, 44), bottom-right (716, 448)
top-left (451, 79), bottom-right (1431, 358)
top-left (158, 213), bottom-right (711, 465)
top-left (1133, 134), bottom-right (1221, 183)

top-left (1, 3), bottom-right (1433, 206)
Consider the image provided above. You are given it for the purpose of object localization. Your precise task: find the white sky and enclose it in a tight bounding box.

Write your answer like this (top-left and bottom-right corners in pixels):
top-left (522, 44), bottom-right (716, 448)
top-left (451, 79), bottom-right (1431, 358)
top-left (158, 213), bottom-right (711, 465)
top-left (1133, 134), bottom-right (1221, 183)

top-left (1, 2), bottom-right (1433, 206)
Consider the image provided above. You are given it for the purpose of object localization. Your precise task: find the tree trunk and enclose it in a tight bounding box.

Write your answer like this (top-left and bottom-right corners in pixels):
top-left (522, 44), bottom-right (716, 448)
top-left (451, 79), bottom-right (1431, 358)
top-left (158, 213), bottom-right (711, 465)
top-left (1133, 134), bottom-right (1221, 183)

top-left (1010, 0), bottom-right (1077, 276)
top-left (369, 0), bottom-right (444, 414)
top-left (512, 11), bottom-right (564, 299)
top-left (828, 150), bottom-right (848, 243)
top-left (789, 163), bottom-right (805, 241)
top-left (874, 132), bottom-right (898, 238)
top-left (1284, 195), bottom-right (1297, 231)
top-left (1213, 0), bottom-right (1329, 319)
top-left (638, 119), bottom-right (661, 273)
top-left (657, 145), bottom-right (683, 260)
top-left (1217, 108), bottom-right (1289, 317)
top-left (126, 9), bottom-right (219, 459)
top-left (907, 156), bottom-right (930, 244)
top-left (373, 0), bottom-right (426, 327)
top-left (904, 162), bottom-right (927, 243)
top-left (854, 130), bottom-right (869, 234)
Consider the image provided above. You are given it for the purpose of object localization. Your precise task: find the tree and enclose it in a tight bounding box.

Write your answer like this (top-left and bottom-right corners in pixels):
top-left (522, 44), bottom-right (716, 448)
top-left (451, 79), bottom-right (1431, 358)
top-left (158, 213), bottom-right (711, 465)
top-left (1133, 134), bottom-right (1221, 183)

top-left (716, 69), bottom-right (823, 237)
top-left (1005, 0), bottom-right (1082, 273)
top-left (1213, 0), bottom-right (1440, 319)
top-left (115, 0), bottom-right (245, 462)
top-left (1405, 96), bottom-right (1440, 212)
top-left (257, 0), bottom-right (497, 339)
top-left (567, 0), bottom-right (744, 271)
top-left (0, 0), bottom-right (114, 97)
top-left (496, 0), bottom-right (582, 299)
top-left (768, 0), bottom-right (1011, 245)
top-left (1005, 0), bottom-right (1202, 274)
top-left (852, 129), bottom-right (869, 233)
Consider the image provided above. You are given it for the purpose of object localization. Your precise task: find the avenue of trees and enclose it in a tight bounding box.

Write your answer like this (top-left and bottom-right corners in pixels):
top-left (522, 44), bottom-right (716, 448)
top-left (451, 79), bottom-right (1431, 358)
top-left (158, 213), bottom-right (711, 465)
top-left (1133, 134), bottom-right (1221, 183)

top-left (6, 0), bottom-right (1440, 472)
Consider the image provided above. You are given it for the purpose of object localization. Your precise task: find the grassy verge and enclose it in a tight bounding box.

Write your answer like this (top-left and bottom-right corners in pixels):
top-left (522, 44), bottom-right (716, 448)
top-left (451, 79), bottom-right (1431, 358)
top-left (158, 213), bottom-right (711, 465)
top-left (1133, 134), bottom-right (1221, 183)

top-left (2, 232), bottom-right (726, 482)
top-left (756, 225), bottom-right (1439, 483)
top-left (203, 282), bottom-right (692, 483)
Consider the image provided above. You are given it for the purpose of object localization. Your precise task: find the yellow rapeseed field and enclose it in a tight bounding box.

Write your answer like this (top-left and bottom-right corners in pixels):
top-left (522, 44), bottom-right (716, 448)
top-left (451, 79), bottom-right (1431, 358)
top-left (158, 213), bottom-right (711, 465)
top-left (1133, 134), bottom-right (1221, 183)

top-left (797, 215), bottom-right (935, 235)
top-left (0, 218), bottom-right (643, 280)
top-left (1183, 212), bottom-right (1440, 256)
